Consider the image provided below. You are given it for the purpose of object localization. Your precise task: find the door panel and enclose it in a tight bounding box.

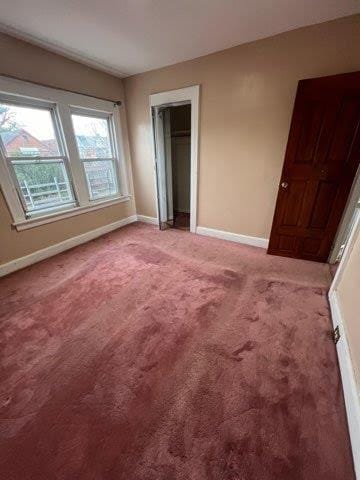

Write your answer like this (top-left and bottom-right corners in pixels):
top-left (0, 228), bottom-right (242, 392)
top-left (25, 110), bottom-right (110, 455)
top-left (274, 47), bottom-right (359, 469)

top-left (280, 180), bottom-right (307, 226)
top-left (294, 102), bottom-right (327, 165)
top-left (328, 99), bottom-right (360, 167)
top-left (309, 181), bottom-right (337, 229)
top-left (268, 72), bottom-right (360, 262)
top-left (278, 234), bottom-right (296, 253)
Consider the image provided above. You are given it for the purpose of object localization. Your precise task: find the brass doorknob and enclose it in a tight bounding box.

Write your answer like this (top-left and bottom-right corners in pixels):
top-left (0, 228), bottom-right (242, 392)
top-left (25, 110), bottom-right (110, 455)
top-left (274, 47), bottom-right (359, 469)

top-left (281, 182), bottom-right (288, 189)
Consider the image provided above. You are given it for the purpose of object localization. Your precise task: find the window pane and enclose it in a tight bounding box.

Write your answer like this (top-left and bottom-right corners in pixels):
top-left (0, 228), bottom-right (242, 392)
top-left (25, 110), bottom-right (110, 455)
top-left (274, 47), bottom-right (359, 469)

top-left (72, 114), bottom-right (112, 159)
top-left (83, 160), bottom-right (118, 199)
top-left (13, 161), bottom-right (74, 212)
top-left (0, 103), bottom-right (60, 157)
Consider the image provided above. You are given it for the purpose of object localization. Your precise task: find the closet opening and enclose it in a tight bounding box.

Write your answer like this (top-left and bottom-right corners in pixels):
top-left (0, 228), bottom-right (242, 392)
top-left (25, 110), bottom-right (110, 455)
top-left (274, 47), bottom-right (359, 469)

top-left (152, 102), bottom-right (191, 231)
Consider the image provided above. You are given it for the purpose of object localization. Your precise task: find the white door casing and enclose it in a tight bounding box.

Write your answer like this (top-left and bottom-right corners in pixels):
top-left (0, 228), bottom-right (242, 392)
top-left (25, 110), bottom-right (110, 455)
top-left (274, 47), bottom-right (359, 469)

top-left (149, 85), bottom-right (200, 233)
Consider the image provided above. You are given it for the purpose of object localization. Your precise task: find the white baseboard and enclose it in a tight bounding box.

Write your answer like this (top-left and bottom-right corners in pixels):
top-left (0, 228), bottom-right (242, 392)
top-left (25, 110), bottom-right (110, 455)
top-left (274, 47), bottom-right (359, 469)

top-left (196, 226), bottom-right (269, 249)
top-left (0, 215), bottom-right (137, 277)
top-left (329, 290), bottom-right (360, 479)
top-left (136, 215), bottom-right (158, 225)
top-left (135, 219), bottom-right (268, 251)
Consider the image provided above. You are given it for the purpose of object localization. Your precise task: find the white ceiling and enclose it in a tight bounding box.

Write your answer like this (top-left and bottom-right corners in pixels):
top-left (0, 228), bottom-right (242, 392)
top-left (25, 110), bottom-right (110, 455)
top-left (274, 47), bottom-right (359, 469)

top-left (0, 0), bottom-right (358, 77)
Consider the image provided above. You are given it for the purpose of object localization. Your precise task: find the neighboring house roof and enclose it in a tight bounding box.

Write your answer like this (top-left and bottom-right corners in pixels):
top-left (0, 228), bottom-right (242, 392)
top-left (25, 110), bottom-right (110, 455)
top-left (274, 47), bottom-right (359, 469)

top-left (1, 129), bottom-right (109, 157)
top-left (1, 129), bottom-right (24, 145)
top-left (0, 128), bottom-right (59, 156)
top-left (1, 128), bottom-right (54, 155)
top-left (1, 129), bottom-right (43, 147)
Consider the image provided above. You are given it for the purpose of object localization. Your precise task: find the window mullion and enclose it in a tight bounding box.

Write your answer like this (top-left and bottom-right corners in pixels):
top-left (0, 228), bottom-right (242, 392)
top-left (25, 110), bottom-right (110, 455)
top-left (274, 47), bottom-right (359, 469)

top-left (5, 157), bottom-right (30, 213)
top-left (0, 152), bottom-right (25, 222)
top-left (57, 104), bottom-right (90, 206)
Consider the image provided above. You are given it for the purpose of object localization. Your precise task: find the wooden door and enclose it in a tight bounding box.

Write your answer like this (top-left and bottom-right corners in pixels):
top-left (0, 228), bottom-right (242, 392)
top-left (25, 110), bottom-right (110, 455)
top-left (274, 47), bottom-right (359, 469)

top-left (268, 72), bottom-right (360, 262)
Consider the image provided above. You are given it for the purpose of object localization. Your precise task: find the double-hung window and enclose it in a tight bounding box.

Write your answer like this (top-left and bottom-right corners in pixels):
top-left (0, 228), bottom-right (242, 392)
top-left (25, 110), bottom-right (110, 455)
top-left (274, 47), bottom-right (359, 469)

top-left (71, 111), bottom-right (119, 201)
top-left (0, 76), bottom-right (129, 230)
top-left (0, 101), bottom-right (76, 215)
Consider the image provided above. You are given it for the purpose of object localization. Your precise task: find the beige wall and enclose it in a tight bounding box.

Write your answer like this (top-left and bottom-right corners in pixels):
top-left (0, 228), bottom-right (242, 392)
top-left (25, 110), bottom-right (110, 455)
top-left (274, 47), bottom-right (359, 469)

top-left (1, 16), bottom-right (360, 264)
top-left (124, 15), bottom-right (360, 239)
top-left (337, 221), bottom-right (360, 389)
top-left (0, 32), bottom-right (135, 264)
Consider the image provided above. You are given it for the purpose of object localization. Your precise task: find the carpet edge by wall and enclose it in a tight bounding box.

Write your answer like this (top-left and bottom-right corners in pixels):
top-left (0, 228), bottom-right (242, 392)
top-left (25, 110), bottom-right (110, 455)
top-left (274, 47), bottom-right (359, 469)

top-left (134, 218), bottom-right (269, 248)
top-left (136, 215), bottom-right (158, 225)
top-left (0, 215), bottom-right (138, 277)
top-left (329, 290), bottom-right (360, 479)
top-left (196, 226), bottom-right (269, 249)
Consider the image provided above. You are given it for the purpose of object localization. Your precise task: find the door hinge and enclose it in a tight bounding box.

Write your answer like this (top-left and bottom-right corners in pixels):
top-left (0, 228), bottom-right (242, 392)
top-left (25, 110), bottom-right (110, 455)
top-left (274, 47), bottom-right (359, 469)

top-left (336, 244), bottom-right (346, 262)
top-left (333, 325), bottom-right (341, 345)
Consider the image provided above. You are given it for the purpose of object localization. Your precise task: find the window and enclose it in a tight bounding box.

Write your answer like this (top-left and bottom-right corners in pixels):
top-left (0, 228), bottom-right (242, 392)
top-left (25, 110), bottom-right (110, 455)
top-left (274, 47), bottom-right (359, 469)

top-left (0, 102), bottom-right (75, 214)
top-left (71, 113), bottom-right (118, 200)
top-left (0, 76), bottom-right (129, 230)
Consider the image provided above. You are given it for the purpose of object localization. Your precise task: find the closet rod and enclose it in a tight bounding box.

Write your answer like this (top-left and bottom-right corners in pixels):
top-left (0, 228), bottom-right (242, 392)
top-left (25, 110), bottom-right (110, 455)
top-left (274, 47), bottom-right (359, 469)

top-left (0, 73), bottom-right (122, 106)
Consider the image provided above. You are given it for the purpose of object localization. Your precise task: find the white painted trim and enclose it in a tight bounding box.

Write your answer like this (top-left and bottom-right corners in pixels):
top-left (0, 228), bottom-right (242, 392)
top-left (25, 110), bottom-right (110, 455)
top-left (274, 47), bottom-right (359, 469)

top-left (14, 196), bottom-right (131, 231)
top-left (329, 291), bottom-right (360, 479)
top-left (136, 215), bottom-right (158, 225)
top-left (330, 209), bottom-right (360, 296)
top-left (0, 74), bottom-right (117, 115)
top-left (328, 209), bottom-right (360, 478)
top-left (196, 226), bottom-right (269, 249)
top-left (149, 85), bottom-right (200, 233)
top-left (0, 75), bottom-right (131, 228)
top-left (0, 215), bottom-right (137, 277)
top-left (329, 164), bottom-right (360, 264)
top-left (136, 219), bottom-right (269, 252)
top-left (153, 106), bottom-right (168, 224)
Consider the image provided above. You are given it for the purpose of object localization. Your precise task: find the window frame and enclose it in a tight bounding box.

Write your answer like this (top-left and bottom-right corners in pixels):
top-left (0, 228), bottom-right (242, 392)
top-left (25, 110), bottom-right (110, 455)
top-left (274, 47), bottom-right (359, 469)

top-left (70, 107), bottom-right (121, 202)
top-left (0, 96), bottom-right (78, 216)
top-left (0, 75), bottom-right (130, 230)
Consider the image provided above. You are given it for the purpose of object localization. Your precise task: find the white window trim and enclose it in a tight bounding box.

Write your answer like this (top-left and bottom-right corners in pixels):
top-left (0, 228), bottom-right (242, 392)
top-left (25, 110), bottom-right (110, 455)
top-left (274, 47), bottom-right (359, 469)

top-left (70, 106), bottom-right (122, 201)
top-left (0, 75), bottom-right (130, 231)
top-left (14, 196), bottom-right (131, 231)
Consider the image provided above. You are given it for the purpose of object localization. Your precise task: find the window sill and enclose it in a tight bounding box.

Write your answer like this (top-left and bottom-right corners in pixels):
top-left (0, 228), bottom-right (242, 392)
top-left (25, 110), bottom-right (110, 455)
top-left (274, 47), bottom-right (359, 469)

top-left (13, 195), bottom-right (131, 231)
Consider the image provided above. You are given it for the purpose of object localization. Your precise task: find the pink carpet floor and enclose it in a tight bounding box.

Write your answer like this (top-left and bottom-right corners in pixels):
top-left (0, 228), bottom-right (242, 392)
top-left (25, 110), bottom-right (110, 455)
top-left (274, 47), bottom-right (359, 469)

top-left (0, 223), bottom-right (354, 479)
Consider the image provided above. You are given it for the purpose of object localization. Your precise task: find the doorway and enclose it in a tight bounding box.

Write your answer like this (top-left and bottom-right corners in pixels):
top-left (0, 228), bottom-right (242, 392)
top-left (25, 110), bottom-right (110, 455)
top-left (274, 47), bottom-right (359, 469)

top-left (268, 71), bottom-right (360, 262)
top-left (150, 86), bottom-right (199, 233)
top-left (153, 103), bottom-right (191, 230)
top-left (329, 167), bottom-right (360, 264)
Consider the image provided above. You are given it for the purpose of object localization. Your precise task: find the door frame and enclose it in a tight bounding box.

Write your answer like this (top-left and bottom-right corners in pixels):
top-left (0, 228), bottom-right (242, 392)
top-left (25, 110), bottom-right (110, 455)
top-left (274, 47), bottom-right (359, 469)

top-left (152, 106), bottom-right (169, 227)
top-left (328, 206), bottom-right (360, 478)
top-left (329, 164), bottom-right (360, 263)
top-left (149, 85), bottom-right (200, 233)
top-left (329, 204), bottom-right (360, 296)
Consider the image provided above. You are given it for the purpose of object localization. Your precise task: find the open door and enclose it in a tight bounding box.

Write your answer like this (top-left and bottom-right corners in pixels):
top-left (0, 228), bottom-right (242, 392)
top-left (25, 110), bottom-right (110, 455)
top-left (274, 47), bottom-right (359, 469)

top-left (152, 106), bottom-right (173, 230)
top-left (268, 72), bottom-right (360, 262)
